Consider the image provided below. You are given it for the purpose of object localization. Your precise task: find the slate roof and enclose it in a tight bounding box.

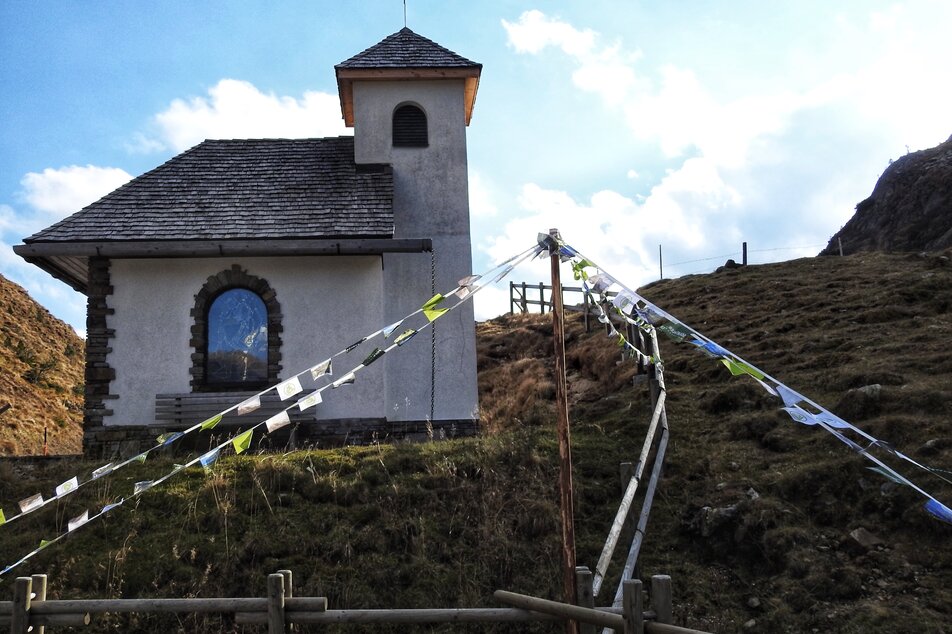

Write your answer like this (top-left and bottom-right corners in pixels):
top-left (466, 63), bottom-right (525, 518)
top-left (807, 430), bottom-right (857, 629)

top-left (25, 137), bottom-right (393, 243)
top-left (336, 27), bottom-right (481, 70)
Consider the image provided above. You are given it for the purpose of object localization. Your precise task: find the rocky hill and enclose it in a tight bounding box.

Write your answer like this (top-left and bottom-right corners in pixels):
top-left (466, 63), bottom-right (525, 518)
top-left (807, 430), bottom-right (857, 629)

top-left (822, 135), bottom-right (952, 255)
top-left (0, 274), bottom-right (84, 455)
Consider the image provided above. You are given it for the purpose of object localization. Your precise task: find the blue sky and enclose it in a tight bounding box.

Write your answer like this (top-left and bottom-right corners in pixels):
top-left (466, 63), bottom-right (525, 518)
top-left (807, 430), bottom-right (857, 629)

top-left (2, 1), bottom-right (951, 335)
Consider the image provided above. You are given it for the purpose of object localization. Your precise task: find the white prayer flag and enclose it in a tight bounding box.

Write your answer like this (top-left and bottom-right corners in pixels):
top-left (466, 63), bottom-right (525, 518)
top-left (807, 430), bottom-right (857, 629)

top-left (776, 384), bottom-right (805, 408)
top-left (815, 410), bottom-right (853, 430)
top-left (266, 411), bottom-right (291, 433)
top-left (382, 321), bottom-right (403, 338)
top-left (18, 493), bottom-right (44, 514)
top-left (68, 510), bottom-right (90, 532)
top-left (453, 286), bottom-right (472, 300)
top-left (237, 395), bottom-right (261, 415)
top-left (56, 476), bottom-right (79, 497)
top-left (133, 481), bottom-right (153, 495)
top-left (297, 391), bottom-right (323, 412)
top-left (102, 498), bottom-right (124, 514)
top-left (331, 372), bottom-right (356, 389)
top-left (92, 463), bottom-right (114, 479)
top-left (309, 359), bottom-right (332, 380)
top-left (782, 405), bottom-right (817, 426)
top-left (276, 376), bottom-right (303, 401)
top-left (458, 274), bottom-right (481, 287)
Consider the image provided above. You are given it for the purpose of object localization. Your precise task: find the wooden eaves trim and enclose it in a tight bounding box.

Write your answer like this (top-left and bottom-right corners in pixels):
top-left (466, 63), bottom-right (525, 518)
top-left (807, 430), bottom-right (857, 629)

top-left (13, 238), bottom-right (433, 294)
top-left (335, 67), bottom-right (481, 127)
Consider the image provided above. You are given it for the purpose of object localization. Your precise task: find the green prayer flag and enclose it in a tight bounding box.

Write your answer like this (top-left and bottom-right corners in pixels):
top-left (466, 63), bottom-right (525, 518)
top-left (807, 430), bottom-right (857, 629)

top-left (421, 294), bottom-right (445, 310)
top-left (39, 539), bottom-right (51, 549)
top-left (424, 307), bottom-right (449, 322)
top-left (720, 358), bottom-right (766, 380)
top-left (200, 413), bottom-right (223, 431)
top-left (233, 429), bottom-right (253, 455)
top-left (133, 453), bottom-right (147, 464)
top-left (0, 508), bottom-right (5, 526)
top-left (394, 329), bottom-right (418, 346)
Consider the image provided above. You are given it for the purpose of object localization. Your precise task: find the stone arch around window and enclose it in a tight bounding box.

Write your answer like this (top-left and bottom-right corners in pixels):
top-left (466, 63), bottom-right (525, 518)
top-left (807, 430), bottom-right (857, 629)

top-left (392, 103), bottom-right (428, 147)
top-left (190, 265), bottom-right (282, 392)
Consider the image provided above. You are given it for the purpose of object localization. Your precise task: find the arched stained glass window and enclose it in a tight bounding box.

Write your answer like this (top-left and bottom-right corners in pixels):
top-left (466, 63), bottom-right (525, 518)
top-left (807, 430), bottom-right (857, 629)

top-left (206, 288), bottom-right (268, 385)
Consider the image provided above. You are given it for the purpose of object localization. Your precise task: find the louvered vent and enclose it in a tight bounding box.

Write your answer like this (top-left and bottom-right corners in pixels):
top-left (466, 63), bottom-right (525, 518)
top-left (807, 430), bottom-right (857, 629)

top-left (393, 105), bottom-right (428, 147)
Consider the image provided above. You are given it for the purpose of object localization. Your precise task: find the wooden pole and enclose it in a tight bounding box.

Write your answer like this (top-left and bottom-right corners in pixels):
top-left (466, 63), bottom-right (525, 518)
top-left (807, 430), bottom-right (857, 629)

top-left (658, 245), bottom-right (663, 280)
top-left (742, 241), bottom-right (747, 266)
top-left (279, 569), bottom-right (293, 632)
top-left (268, 573), bottom-right (286, 634)
top-left (623, 580), bottom-right (643, 634)
top-left (838, 237), bottom-right (844, 256)
top-left (539, 282), bottom-right (546, 314)
top-left (11, 577), bottom-right (31, 634)
top-left (575, 568), bottom-right (596, 634)
top-left (510, 281), bottom-right (515, 315)
top-left (649, 576), bottom-right (672, 624)
top-left (31, 574), bottom-right (47, 634)
top-left (549, 228), bottom-right (578, 634)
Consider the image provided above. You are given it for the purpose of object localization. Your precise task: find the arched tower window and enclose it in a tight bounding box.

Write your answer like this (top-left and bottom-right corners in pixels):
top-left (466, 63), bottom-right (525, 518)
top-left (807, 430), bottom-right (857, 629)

top-left (190, 266), bottom-right (282, 391)
top-left (392, 104), bottom-right (428, 147)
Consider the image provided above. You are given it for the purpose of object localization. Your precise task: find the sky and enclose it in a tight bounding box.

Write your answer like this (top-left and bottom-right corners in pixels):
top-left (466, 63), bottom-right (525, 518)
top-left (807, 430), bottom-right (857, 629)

top-left (2, 1), bottom-right (951, 336)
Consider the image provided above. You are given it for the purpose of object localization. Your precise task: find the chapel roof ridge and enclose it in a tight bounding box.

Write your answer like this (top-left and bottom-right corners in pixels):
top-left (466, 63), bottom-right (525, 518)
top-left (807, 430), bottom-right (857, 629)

top-left (336, 26), bottom-right (481, 70)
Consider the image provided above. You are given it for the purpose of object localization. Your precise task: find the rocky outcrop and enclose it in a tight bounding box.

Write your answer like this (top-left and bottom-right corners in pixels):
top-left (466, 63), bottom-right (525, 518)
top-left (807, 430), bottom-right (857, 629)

top-left (822, 135), bottom-right (952, 255)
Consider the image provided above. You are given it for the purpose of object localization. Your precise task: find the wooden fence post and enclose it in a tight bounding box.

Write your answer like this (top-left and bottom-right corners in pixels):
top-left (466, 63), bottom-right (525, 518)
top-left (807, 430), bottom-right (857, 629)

top-left (11, 577), bottom-right (32, 634)
top-left (267, 573), bottom-right (286, 634)
top-left (622, 579), bottom-right (643, 634)
top-left (539, 282), bottom-right (545, 313)
top-left (650, 575), bottom-right (672, 624)
top-left (521, 282), bottom-right (528, 312)
top-left (510, 281), bottom-right (515, 315)
top-left (31, 574), bottom-right (47, 634)
top-left (279, 570), bottom-right (293, 632)
top-left (575, 567), bottom-right (595, 634)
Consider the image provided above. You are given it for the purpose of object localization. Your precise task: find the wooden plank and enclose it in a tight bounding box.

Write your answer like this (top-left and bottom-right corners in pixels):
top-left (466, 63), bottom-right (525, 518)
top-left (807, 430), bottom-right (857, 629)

top-left (236, 607), bottom-right (606, 625)
top-left (28, 597), bottom-right (325, 614)
top-left (494, 590), bottom-right (623, 630)
top-left (15, 239), bottom-right (433, 259)
top-left (0, 613), bottom-right (90, 627)
top-left (593, 392), bottom-right (666, 596)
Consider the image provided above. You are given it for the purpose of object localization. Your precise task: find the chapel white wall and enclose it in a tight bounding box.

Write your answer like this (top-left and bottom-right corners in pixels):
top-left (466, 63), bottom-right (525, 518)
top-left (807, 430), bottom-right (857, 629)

top-left (105, 256), bottom-right (384, 426)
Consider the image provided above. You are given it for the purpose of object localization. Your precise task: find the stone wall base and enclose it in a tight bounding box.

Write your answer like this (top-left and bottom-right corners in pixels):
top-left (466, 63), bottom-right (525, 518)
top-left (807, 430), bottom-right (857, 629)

top-left (83, 418), bottom-right (479, 459)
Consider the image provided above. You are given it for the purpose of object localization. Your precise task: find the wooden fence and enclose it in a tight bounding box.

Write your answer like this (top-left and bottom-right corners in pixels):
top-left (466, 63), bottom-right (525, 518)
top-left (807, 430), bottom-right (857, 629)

top-left (1, 569), bottom-right (708, 633)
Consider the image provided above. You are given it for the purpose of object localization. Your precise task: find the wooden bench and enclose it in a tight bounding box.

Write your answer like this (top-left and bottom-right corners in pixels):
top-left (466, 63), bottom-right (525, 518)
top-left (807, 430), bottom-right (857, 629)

top-left (155, 391), bottom-right (318, 428)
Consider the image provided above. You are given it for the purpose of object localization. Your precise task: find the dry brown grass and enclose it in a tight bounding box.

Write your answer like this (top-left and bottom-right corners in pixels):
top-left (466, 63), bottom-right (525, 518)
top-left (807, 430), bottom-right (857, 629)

top-left (0, 274), bottom-right (84, 455)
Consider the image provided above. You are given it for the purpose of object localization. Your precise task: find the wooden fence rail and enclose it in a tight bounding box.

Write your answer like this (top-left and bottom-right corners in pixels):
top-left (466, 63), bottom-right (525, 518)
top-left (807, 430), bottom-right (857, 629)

top-left (2, 569), bottom-right (709, 633)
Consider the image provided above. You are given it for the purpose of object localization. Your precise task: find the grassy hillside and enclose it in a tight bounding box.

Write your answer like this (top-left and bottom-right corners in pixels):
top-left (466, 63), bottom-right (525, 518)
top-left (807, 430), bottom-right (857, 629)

top-left (0, 274), bottom-right (84, 455)
top-left (0, 251), bottom-right (950, 632)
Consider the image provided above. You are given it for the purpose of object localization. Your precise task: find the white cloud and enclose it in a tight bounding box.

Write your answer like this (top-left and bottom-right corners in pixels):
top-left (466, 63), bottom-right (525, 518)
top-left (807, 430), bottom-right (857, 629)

top-left (21, 165), bottom-right (133, 218)
top-left (150, 79), bottom-right (350, 152)
top-left (468, 171), bottom-right (498, 217)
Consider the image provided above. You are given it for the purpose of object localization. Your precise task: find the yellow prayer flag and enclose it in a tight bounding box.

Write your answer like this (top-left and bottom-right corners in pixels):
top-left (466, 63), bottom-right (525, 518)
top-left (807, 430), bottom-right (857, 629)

top-left (424, 307), bottom-right (449, 322)
top-left (200, 413), bottom-right (223, 431)
top-left (233, 429), bottom-right (253, 455)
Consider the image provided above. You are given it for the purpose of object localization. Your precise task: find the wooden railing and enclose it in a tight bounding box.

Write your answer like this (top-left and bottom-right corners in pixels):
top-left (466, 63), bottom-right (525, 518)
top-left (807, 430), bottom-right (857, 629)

top-left (2, 569), bottom-right (709, 633)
